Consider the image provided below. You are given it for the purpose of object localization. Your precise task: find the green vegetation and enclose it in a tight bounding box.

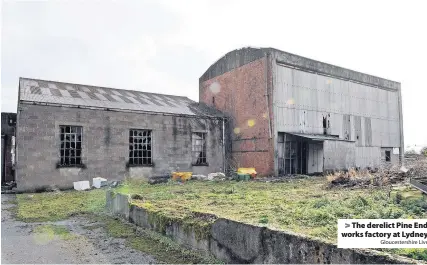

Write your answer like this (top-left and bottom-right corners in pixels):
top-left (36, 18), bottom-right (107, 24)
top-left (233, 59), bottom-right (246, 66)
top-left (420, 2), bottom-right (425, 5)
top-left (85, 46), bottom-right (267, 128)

top-left (33, 224), bottom-right (75, 243)
top-left (15, 189), bottom-right (105, 222)
top-left (117, 178), bottom-right (427, 261)
top-left (90, 215), bottom-right (221, 264)
top-left (117, 178), bottom-right (427, 241)
top-left (14, 177), bottom-right (427, 261)
top-left (14, 189), bottom-right (220, 263)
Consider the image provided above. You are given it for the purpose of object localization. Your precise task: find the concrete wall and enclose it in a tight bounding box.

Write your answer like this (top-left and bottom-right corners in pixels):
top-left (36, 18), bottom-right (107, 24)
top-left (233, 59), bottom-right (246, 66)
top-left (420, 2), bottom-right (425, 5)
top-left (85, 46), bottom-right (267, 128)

top-left (199, 58), bottom-right (274, 176)
top-left (15, 104), bottom-right (224, 191)
top-left (106, 190), bottom-right (416, 264)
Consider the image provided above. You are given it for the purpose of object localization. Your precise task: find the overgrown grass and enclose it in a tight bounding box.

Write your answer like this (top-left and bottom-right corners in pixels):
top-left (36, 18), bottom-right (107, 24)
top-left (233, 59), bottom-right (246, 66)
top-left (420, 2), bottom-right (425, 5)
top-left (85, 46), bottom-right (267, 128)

top-left (13, 178), bottom-right (427, 261)
top-left (14, 188), bottom-right (220, 263)
top-left (117, 178), bottom-right (427, 241)
top-left (15, 189), bottom-right (105, 222)
top-left (117, 178), bottom-right (427, 261)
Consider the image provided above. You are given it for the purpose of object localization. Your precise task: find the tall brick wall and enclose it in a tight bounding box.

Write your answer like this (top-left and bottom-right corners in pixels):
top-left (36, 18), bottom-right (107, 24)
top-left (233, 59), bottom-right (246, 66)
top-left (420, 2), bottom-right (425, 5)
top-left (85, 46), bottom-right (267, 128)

top-left (199, 58), bottom-right (274, 176)
top-left (16, 104), bottom-right (224, 192)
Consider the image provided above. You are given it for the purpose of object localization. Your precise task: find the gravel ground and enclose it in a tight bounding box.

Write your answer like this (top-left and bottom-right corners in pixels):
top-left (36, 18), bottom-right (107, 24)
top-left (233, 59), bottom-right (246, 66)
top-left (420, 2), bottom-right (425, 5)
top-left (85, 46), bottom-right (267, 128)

top-left (1, 194), bottom-right (157, 264)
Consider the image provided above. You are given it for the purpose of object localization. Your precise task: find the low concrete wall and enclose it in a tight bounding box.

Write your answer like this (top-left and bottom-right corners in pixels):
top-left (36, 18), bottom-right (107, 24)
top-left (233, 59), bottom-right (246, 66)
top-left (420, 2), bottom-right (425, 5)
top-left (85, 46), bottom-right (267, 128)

top-left (106, 190), bottom-right (417, 264)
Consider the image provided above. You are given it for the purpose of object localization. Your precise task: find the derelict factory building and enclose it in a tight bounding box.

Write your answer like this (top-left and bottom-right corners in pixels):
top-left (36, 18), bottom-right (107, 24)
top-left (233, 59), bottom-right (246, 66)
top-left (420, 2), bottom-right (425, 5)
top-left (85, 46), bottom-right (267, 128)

top-left (15, 78), bottom-right (225, 191)
top-left (199, 47), bottom-right (403, 176)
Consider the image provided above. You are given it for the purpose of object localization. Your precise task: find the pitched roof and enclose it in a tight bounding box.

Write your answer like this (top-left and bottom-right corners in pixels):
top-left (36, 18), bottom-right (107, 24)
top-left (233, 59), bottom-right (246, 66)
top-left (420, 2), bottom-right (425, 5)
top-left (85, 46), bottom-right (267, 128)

top-left (19, 78), bottom-right (223, 118)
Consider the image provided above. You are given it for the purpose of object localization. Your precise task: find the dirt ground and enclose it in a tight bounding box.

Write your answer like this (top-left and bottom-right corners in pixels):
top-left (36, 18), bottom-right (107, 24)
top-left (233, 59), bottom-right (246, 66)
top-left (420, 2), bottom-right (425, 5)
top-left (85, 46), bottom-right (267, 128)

top-left (1, 194), bottom-right (157, 264)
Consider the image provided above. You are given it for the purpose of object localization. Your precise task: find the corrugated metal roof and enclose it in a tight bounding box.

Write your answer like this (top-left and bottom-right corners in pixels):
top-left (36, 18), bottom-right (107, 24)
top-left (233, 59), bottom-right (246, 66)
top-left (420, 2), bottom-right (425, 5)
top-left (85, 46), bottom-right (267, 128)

top-left (286, 132), bottom-right (355, 142)
top-left (19, 78), bottom-right (223, 117)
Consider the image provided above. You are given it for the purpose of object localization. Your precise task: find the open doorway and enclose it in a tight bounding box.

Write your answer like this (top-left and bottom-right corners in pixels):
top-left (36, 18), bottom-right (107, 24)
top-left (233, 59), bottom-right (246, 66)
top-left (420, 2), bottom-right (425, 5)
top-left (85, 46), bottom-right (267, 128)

top-left (278, 132), bottom-right (324, 175)
top-left (278, 133), bottom-right (308, 175)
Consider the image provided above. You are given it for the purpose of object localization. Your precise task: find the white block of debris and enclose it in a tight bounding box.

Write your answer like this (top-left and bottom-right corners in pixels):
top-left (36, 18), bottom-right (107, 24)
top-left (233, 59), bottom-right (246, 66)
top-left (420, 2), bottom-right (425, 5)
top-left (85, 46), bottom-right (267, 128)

top-left (93, 177), bottom-right (107, 188)
top-left (73, 180), bottom-right (91, 191)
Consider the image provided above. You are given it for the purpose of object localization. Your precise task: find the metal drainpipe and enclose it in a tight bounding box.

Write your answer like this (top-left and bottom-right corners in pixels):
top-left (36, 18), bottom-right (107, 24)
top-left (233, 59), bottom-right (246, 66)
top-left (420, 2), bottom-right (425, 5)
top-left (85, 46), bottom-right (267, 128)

top-left (265, 52), bottom-right (272, 139)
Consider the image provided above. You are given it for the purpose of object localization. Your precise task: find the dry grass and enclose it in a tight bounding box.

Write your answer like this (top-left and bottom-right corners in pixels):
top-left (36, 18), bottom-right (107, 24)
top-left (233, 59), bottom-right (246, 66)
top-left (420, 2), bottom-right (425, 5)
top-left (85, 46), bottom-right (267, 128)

top-left (117, 177), bottom-right (427, 261)
top-left (117, 177), bottom-right (427, 241)
top-left (14, 172), bottom-right (427, 261)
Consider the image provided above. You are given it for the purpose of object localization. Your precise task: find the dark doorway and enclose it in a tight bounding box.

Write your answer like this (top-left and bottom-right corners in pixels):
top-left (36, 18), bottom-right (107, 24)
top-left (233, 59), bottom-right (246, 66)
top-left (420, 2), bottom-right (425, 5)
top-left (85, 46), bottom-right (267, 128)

top-left (385, 150), bottom-right (391, 162)
top-left (278, 133), bottom-right (308, 175)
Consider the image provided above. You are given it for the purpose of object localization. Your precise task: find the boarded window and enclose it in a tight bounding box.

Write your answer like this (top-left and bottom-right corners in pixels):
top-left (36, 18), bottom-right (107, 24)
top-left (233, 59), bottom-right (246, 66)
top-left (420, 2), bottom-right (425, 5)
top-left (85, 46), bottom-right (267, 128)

top-left (60, 125), bottom-right (82, 166)
top-left (129, 129), bottom-right (152, 165)
top-left (385, 150), bottom-right (391, 162)
top-left (192, 132), bottom-right (207, 165)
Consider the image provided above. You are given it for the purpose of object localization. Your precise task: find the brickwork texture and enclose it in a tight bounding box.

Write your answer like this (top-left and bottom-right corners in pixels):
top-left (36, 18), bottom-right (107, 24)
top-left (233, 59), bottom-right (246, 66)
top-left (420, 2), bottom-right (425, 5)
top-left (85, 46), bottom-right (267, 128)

top-left (200, 58), bottom-right (274, 176)
top-left (16, 104), bottom-right (224, 191)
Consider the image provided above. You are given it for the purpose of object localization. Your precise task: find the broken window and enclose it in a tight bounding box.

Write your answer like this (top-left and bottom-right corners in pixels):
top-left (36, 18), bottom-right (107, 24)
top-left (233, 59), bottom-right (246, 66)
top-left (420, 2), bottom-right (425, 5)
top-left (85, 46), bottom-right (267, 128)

top-left (60, 125), bottom-right (82, 166)
top-left (385, 150), bottom-right (391, 162)
top-left (129, 129), bottom-right (152, 165)
top-left (192, 132), bottom-right (207, 165)
top-left (323, 116), bottom-right (327, 135)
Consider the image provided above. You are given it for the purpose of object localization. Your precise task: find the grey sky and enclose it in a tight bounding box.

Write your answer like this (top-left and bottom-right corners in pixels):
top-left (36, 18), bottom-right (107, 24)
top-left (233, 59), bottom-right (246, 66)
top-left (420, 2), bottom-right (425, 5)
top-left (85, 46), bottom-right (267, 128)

top-left (1, 0), bottom-right (426, 147)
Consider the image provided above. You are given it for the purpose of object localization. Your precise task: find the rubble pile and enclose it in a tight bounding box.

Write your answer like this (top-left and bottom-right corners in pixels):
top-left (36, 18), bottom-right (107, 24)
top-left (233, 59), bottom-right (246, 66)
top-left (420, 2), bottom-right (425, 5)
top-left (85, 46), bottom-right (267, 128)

top-left (327, 169), bottom-right (403, 188)
top-left (327, 158), bottom-right (427, 188)
top-left (406, 160), bottom-right (427, 183)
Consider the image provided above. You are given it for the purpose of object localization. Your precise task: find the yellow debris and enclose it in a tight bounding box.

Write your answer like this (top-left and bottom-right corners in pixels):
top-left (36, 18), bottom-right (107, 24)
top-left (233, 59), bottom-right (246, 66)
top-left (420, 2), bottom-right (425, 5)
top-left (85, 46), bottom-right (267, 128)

top-left (247, 119), bottom-right (255, 127)
top-left (237, 168), bottom-right (257, 177)
top-left (172, 172), bottom-right (192, 181)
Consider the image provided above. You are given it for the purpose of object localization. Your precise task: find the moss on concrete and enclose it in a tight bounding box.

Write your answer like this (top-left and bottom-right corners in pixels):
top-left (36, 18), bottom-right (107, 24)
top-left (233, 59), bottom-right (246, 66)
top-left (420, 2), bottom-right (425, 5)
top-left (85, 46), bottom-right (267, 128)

top-left (116, 178), bottom-right (427, 261)
top-left (91, 215), bottom-right (221, 264)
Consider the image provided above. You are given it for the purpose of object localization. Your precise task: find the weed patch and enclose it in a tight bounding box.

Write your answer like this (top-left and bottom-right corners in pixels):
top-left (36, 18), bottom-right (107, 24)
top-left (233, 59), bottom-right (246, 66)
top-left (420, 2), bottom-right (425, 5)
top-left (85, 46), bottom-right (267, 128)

top-left (15, 189), bottom-right (105, 222)
top-left (90, 215), bottom-right (221, 264)
top-left (116, 178), bottom-right (427, 261)
top-left (33, 224), bottom-right (75, 244)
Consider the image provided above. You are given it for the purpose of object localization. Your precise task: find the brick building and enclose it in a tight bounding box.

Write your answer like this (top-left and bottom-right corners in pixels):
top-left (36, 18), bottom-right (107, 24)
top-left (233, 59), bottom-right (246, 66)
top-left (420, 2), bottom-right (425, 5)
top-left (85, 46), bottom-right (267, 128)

top-left (200, 47), bottom-right (404, 176)
top-left (16, 78), bottom-right (225, 192)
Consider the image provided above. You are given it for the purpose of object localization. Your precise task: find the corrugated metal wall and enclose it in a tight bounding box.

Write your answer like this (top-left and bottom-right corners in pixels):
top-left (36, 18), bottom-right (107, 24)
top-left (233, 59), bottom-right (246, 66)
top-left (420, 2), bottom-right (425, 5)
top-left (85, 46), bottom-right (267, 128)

top-left (323, 140), bottom-right (356, 170)
top-left (273, 64), bottom-right (401, 148)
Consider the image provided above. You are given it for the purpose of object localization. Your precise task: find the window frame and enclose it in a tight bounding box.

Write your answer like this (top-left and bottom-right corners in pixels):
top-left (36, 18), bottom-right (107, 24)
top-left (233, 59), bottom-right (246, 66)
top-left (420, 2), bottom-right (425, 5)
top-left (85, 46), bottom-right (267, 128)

top-left (128, 129), bottom-right (154, 167)
top-left (191, 132), bottom-right (208, 166)
top-left (57, 125), bottom-right (84, 168)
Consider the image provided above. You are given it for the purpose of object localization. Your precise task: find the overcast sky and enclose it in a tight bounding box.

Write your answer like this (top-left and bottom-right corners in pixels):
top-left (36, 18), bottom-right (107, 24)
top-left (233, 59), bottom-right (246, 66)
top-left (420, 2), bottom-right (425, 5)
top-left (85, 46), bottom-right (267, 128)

top-left (1, 0), bottom-right (426, 147)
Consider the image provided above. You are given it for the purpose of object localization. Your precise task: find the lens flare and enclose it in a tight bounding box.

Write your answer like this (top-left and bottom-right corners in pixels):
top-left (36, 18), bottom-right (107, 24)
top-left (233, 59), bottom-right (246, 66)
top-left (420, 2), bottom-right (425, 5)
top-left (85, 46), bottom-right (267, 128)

top-left (247, 119), bottom-right (255, 127)
top-left (209, 82), bottom-right (221, 94)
